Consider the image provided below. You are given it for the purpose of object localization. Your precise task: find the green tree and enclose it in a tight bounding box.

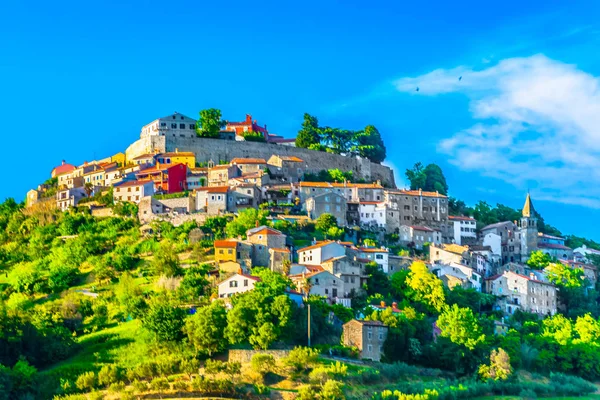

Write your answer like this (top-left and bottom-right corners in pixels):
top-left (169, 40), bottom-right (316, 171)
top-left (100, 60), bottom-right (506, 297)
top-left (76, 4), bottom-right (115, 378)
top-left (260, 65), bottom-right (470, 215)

top-left (316, 214), bottom-right (338, 233)
top-left (437, 304), bottom-right (485, 350)
top-left (405, 163), bottom-right (449, 194)
top-left (98, 365), bottom-right (121, 388)
top-left (354, 125), bottom-right (386, 163)
top-left (142, 297), bottom-right (186, 342)
top-left (321, 380), bottom-right (345, 400)
top-left (149, 377), bottom-right (170, 399)
top-left (546, 262), bottom-right (584, 288)
top-left (152, 240), bottom-right (181, 277)
top-left (225, 208), bottom-right (268, 239)
top-left (574, 314), bottom-right (600, 344)
top-left (406, 261), bottom-right (446, 312)
top-left (527, 250), bottom-right (552, 269)
top-left (364, 261), bottom-right (391, 297)
top-left (178, 264), bottom-right (210, 302)
top-left (478, 348), bottom-right (512, 381)
top-left (196, 108), bottom-right (225, 138)
top-left (296, 113), bottom-right (321, 149)
top-left (184, 301), bottom-right (227, 356)
top-left (76, 371), bottom-right (97, 391)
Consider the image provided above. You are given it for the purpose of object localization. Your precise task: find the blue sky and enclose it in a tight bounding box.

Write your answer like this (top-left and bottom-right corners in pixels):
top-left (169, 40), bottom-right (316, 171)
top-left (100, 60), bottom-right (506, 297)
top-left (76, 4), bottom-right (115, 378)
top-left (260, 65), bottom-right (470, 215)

top-left (2, 1), bottom-right (600, 239)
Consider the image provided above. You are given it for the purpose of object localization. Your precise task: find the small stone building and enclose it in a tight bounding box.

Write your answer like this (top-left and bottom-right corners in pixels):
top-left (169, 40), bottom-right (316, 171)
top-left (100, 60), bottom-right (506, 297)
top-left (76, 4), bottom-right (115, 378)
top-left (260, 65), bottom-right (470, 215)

top-left (342, 319), bottom-right (388, 362)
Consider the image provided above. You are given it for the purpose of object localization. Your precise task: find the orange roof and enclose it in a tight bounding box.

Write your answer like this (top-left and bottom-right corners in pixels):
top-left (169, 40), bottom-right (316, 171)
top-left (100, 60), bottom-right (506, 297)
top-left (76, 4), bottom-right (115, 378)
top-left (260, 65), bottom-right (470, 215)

top-left (196, 186), bottom-right (229, 193)
top-left (248, 227), bottom-right (284, 236)
top-left (231, 158), bottom-right (267, 164)
top-left (298, 240), bottom-right (337, 252)
top-left (388, 189), bottom-right (447, 198)
top-left (359, 201), bottom-right (382, 205)
top-left (159, 151), bottom-right (195, 158)
top-left (271, 248), bottom-right (291, 253)
top-left (300, 182), bottom-right (383, 189)
top-left (210, 165), bottom-right (231, 170)
top-left (278, 156), bottom-right (304, 162)
top-left (52, 162), bottom-right (76, 176)
top-left (132, 153), bottom-right (155, 160)
top-left (214, 240), bottom-right (238, 248)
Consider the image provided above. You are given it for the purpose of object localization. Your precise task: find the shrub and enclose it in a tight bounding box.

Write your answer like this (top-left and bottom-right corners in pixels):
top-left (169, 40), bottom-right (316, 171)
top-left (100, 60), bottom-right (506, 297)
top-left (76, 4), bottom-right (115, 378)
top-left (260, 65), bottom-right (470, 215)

top-left (519, 388), bottom-right (538, 399)
top-left (172, 380), bottom-right (189, 391)
top-left (321, 379), bottom-right (345, 400)
top-left (283, 347), bottom-right (320, 372)
top-left (132, 379), bottom-right (148, 393)
top-left (297, 384), bottom-right (319, 400)
top-left (251, 353), bottom-right (276, 376)
top-left (97, 365), bottom-right (121, 388)
top-left (254, 383), bottom-right (271, 395)
top-left (75, 371), bottom-right (97, 391)
top-left (149, 377), bottom-right (170, 395)
top-left (88, 392), bottom-right (104, 400)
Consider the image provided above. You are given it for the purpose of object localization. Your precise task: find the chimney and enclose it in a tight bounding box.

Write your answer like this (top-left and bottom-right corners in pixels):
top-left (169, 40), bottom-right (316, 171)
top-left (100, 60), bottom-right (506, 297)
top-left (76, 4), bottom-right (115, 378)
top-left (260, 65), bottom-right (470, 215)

top-left (255, 220), bottom-right (259, 228)
top-left (419, 188), bottom-right (422, 196)
top-left (238, 268), bottom-right (243, 274)
top-left (253, 120), bottom-right (257, 124)
top-left (529, 272), bottom-right (535, 280)
top-left (380, 301), bottom-right (386, 308)
top-left (377, 179), bottom-right (381, 186)
top-left (246, 114), bottom-right (252, 123)
top-left (62, 160), bottom-right (66, 165)
top-left (392, 302), bottom-right (398, 309)
top-left (175, 148), bottom-right (179, 153)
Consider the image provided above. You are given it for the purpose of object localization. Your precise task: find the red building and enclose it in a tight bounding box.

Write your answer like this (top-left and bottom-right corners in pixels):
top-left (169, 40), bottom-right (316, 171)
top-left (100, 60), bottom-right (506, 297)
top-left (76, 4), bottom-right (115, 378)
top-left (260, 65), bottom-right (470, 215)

top-left (224, 114), bottom-right (268, 139)
top-left (135, 163), bottom-right (187, 194)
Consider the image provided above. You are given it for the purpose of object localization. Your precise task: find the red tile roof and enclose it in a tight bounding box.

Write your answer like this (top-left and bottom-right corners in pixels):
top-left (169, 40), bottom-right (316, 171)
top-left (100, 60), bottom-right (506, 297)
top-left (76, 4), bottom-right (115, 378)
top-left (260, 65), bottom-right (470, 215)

top-left (159, 151), bottom-right (195, 158)
top-left (277, 156), bottom-right (304, 162)
top-left (248, 227), bottom-right (284, 236)
top-left (411, 225), bottom-right (437, 232)
top-left (214, 240), bottom-right (238, 248)
top-left (298, 240), bottom-right (337, 252)
top-left (231, 158), bottom-right (267, 164)
top-left (359, 247), bottom-right (388, 253)
top-left (52, 162), bottom-right (76, 176)
top-left (196, 186), bottom-right (229, 193)
top-left (538, 242), bottom-right (572, 251)
top-left (387, 189), bottom-right (447, 198)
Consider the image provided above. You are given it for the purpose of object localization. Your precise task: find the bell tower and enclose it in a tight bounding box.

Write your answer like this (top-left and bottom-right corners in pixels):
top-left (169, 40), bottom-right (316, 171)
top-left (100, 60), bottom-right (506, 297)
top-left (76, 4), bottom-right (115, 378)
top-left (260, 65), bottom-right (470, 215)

top-left (520, 193), bottom-right (538, 260)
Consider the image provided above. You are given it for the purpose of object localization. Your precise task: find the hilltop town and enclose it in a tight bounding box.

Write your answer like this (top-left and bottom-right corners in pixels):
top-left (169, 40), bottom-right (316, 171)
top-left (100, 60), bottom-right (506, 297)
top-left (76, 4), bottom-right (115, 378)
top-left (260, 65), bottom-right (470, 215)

top-left (5, 110), bottom-right (600, 399)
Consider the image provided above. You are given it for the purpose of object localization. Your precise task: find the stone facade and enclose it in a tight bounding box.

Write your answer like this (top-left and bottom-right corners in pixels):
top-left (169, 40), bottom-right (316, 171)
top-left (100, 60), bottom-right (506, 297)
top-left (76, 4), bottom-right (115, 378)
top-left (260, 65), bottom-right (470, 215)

top-left (306, 192), bottom-right (347, 227)
top-left (342, 319), bottom-right (388, 361)
top-left (246, 226), bottom-right (287, 268)
top-left (485, 271), bottom-right (557, 316)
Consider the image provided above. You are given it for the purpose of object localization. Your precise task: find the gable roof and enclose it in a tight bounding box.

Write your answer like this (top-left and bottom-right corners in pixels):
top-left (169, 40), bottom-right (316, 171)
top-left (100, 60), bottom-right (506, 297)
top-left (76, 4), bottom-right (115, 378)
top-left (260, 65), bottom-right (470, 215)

top-left (247, 226), bottom-right (284, 236)
top-left (52, 162), bottom-right (76, 176)
top-left (277, 156), bottom-right (304, 162)
top-left (449, 215), bottom-right (476, 221)
top-left (538, 242), bottom-right (572, 251)
top-left (441, 244), bottom-right (469, 255)
top-left (297, 240), bottom-right (338, 252)
top-left (195, 186), bottom-right (229, 193)
top-left (481, 221), bottom-right (515, 231)
top-left (359, 247), bottom-right (388, 253)
top-left (411, 225), bottom-right (437, 232)
top-left (387, 189), bottom-right (447, 198)
top-left (345, 319), bottom-right (386, 327)
top-left (159, 151), bottom-right (195, 158)
top-left (115, 179), bottom-right (153, 188)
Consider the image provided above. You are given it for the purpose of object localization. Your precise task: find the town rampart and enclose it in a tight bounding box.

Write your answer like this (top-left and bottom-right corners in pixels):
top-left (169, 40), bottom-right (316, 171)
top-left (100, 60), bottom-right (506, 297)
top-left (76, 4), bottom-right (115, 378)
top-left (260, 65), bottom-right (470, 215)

top-left (126, 136), bottom-right (395, 186)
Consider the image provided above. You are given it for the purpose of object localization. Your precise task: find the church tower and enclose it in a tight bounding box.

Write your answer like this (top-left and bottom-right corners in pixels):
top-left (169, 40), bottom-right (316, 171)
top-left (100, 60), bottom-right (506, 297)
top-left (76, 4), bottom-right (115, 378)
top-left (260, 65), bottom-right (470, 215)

top-left (520, 193), bottom-right (538, 260)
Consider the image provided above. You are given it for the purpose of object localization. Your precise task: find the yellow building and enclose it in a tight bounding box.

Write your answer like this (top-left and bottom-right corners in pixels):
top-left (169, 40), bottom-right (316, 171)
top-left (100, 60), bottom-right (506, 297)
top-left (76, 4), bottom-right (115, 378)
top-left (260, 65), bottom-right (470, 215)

top-left (214, 240), bottom-right (239, 263)
top-left (156, 149), bottom-right (196, 169)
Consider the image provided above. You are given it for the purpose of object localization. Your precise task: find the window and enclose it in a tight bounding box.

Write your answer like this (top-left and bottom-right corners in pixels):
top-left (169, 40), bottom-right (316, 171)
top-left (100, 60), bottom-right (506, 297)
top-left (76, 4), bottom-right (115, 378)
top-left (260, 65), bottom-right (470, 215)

top-left (244, 279), bottom-right (248, 287)
top-left (171, 123), bottom-right (177, 128)
top-left (189, 124), bottom-right (195, 129)
top-left (376, 254), bottom-right (383, 260)
top-left (379, 330), bottom-right (383, 340)
top-left (161, 122), bottom-right (166, 127)
top-left (367, 344), bottom-right (373, 352)
top-left (325, 288), bottom-right (329, 295)
top-left (228, 249), bottom-right (233, 254)
top-left (229, 280), bottom-right (238, 288)
top-left (219, 250), bottom-right (224, 254)
top-left (368, 331), bottom-right (372, 339)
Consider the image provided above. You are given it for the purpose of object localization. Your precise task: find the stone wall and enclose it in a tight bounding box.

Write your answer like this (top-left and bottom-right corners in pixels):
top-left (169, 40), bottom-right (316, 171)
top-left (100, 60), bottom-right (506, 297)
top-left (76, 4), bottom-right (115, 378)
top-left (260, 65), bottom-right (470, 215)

top-left (228, 349), bottom-right (290, 364)
top-left (126, 135), bottom-right (395, 186)
top-left (90, 207), bottom-right (115, 218)
top-left (155, 196), bottom-right (195, 212)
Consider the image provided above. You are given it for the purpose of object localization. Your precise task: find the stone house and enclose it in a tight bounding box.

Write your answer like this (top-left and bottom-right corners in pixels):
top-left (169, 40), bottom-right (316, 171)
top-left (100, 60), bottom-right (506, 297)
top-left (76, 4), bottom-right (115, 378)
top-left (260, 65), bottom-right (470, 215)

top-left (267, 155), bottom-right (307, 182)
top-left (306, 192), bottom-right (347, 227)
top-left (113, 180), bottom-right (154, 204)
top-left (342, 319), bottom-right (388, 362)
top-left (399, 225), bottom-right (442, 249)
top-left (195, 186), bottom-right (229, 215)
top-left (246, 226), bottom-right (287, 268)
top-left (230, 158), bottom-right (268, 174)
top-left (430, 243), bottom-right (469, 265)
top-left (298, 182), bottom-right (384, 206)
top-left (208, 164), bottom-right (240, 186)
top-left (139, 112), bottom-right (198, 140)
top-left (320, 255), bottom-right (365, 296)
top-left (384, 189), bottom-right (450, 240)
top-left (537, 233), bottom-right (573, 260)
top-left (431, 262), bottom-right (482, 291)
top-left (269, 248), bottom-right (291, 274)
top-left (130, 153), bottom-right (156, 167)
top-left (229, 184), bottom-right (261, 212)
top-left (485, 270), bottom-right (558, 316)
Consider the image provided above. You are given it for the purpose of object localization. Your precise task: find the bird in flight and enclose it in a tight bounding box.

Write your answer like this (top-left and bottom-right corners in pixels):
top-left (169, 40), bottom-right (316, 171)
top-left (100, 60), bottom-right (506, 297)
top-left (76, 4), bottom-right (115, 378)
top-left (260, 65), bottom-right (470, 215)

top-left (458, 76), bottom-right (462, 81)
top-left (416, 87), bottom-right (420, 92)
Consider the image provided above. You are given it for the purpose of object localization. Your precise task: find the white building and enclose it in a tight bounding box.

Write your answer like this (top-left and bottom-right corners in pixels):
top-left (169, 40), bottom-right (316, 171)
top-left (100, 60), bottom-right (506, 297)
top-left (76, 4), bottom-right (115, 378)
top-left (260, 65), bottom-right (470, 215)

top-left (218, 273), bottom-right (260, 299)
top-left (297, 241), bottom-right (346, 266)
top-left (449, 216), bottom-right (477, 245)
top-left (573, 245), bottom-right (600, 263)
top-left (358, 247), bottom-right (389, 273)
top-left (359, 202), bottom-right (387, 229)
top-left (483, 232), bottom-right (502, 257)
top-left (113, 180), bottom-right (154, 204)
top-left (140, 112), bottom-right (198, 139)
top-left (56, 187), bottom-right (87, 211)
top-left (432, 262), bottom-right (482, 291)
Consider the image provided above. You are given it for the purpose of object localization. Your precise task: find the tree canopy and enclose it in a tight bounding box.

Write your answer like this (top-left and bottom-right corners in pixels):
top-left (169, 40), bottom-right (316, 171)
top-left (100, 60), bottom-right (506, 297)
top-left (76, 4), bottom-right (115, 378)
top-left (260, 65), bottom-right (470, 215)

top-left (196, 108), bottom-right (226, 138)
top-left (405, 163), bottom-right (448, 195)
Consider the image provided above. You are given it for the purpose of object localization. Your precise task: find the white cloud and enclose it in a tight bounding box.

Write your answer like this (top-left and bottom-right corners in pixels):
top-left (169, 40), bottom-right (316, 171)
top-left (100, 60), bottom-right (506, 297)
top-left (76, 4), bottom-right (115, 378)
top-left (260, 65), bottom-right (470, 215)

top-left (394, 54), bottom-right (600, 208)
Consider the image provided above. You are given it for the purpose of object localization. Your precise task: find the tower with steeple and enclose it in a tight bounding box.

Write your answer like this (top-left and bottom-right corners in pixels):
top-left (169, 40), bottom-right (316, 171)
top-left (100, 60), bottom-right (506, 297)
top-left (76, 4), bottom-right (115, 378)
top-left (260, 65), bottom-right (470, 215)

top-left (520, 193), bottom-right (538, 259)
